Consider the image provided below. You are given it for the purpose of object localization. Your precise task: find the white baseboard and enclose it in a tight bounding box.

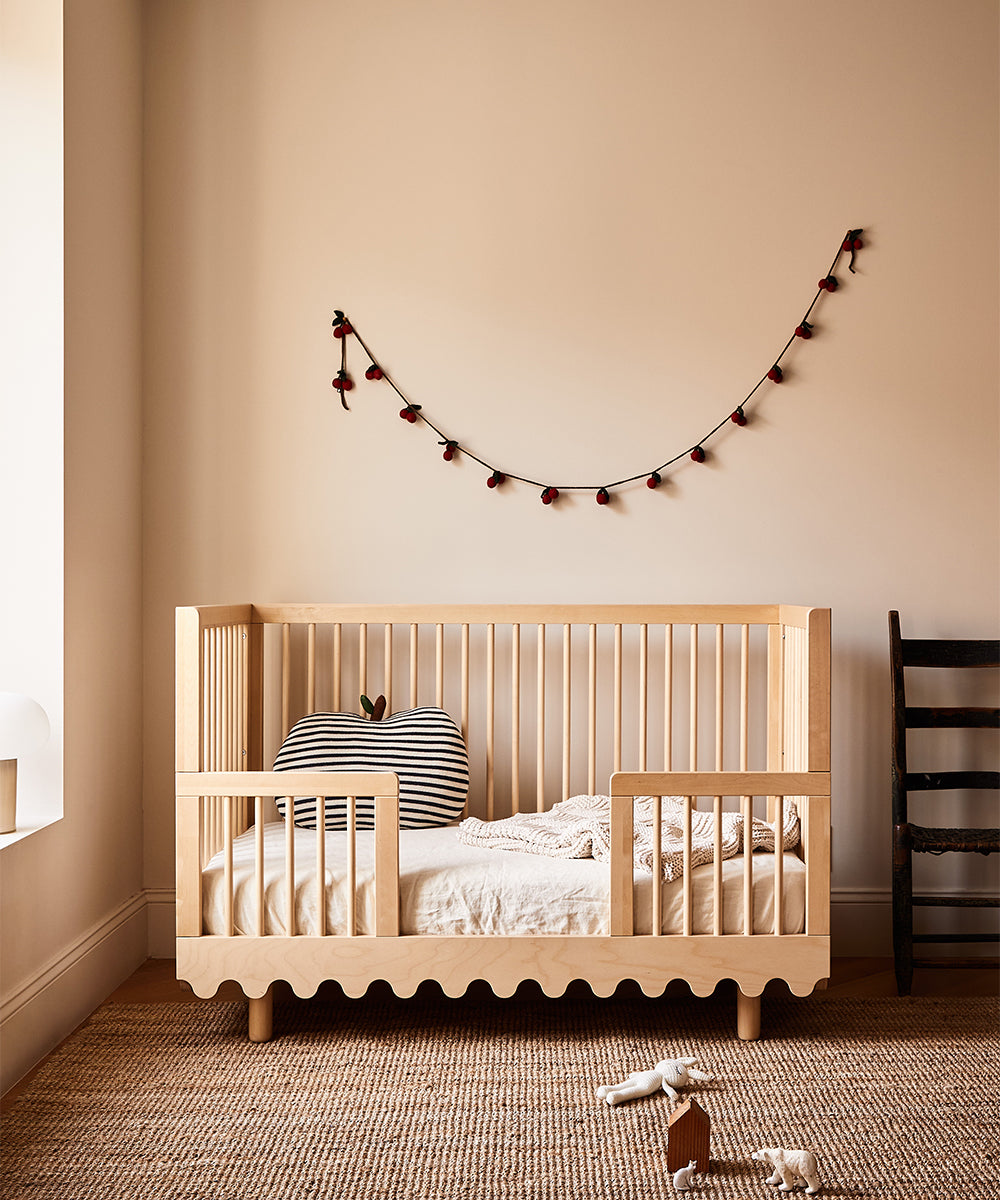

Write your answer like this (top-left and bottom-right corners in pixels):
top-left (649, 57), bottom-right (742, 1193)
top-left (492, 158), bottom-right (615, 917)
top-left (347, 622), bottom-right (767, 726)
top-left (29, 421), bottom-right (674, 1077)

top-left (0, 892), bottom-right (147, 1095)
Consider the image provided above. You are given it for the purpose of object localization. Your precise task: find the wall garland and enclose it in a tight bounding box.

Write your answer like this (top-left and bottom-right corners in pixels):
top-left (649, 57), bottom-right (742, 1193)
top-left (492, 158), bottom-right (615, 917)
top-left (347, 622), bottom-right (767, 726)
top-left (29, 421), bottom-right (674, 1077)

top-left (332, 228), bottom-right (864, 505)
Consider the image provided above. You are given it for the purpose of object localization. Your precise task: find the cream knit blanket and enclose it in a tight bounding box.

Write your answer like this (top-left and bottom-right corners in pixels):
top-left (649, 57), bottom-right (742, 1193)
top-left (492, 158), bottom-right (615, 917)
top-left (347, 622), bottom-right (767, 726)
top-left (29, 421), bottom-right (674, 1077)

top-left (458, 794), bottom-right (800, 881)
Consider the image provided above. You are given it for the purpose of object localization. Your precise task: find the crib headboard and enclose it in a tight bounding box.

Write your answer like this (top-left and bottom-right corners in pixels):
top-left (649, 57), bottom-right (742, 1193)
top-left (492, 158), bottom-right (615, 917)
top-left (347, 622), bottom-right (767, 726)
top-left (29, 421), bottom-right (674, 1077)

top-left (176, 604), bottom-right (829, 852)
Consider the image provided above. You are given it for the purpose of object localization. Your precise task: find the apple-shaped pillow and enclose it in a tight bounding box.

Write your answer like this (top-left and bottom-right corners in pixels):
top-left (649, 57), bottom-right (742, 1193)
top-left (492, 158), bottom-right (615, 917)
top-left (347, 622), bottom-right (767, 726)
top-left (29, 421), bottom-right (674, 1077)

top-left (273, 706), bottom-right (469, 830)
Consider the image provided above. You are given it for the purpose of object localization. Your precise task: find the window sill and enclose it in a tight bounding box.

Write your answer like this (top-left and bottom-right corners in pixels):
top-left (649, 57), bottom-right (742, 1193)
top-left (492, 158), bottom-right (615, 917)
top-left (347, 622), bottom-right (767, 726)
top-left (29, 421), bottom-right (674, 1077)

top-left (0, 815), bottom-right (62, 850)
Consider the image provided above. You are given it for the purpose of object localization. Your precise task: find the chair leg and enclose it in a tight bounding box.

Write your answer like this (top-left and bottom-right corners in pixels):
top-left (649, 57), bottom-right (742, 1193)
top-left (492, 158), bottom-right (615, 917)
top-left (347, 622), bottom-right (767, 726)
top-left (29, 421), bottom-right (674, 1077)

top-left (892, 825), bottom-right (913, 996)
top-left (736, 989), bottom-right (761, 1041)
top-left (248, 986), bottom-right (274, 1043)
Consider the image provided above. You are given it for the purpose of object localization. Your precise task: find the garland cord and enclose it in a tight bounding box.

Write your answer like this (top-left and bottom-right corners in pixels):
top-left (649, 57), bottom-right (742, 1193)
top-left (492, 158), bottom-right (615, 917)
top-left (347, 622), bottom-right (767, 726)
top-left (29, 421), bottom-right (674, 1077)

top-left (335, 228), bottom-right (862, 493)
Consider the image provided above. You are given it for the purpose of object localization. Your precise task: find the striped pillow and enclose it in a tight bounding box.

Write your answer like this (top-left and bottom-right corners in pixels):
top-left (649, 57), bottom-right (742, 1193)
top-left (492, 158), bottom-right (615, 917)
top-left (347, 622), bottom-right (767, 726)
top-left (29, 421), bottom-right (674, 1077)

top-left (273, 707), bottom-right (469, 830)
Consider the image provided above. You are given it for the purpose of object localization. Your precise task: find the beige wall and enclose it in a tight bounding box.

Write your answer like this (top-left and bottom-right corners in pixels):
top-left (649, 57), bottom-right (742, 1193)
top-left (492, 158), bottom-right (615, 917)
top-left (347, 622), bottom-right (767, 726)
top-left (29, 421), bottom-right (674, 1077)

top-left (0, 0), bottom-right (145, 1094)
top-left (142, 0), bottom-right (999, 954)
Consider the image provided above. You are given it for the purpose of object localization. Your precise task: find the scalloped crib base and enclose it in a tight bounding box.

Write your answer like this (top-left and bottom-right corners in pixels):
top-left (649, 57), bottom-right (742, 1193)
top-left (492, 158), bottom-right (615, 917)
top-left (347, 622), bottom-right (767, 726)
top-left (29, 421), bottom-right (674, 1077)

top-left (178, 933), bottom-right (829, 1042)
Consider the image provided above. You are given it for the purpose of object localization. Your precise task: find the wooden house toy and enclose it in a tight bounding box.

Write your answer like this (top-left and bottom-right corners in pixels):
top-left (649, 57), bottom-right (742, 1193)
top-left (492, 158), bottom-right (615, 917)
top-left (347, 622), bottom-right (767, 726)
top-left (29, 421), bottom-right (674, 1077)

top-left (667, 1098), bottom-right (710, 1173)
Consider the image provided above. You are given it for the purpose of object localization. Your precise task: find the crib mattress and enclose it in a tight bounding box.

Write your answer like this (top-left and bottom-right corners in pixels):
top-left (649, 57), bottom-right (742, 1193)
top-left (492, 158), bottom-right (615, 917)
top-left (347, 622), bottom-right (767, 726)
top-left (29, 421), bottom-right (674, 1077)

top-left (201, 823), bottom-right (806, 937)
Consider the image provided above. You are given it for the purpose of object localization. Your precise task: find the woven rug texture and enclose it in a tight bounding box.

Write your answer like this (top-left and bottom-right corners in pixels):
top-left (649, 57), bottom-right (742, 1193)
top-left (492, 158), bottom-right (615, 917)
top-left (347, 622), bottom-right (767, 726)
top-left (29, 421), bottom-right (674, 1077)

top-left (1, 992), bottom-right (997, 1200)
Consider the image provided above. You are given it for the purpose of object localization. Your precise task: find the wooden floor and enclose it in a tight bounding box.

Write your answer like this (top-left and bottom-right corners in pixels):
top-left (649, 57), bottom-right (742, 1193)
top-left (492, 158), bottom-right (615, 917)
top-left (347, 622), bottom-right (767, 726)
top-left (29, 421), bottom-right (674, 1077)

top-left (3, 958), bottom-right (996, 1112)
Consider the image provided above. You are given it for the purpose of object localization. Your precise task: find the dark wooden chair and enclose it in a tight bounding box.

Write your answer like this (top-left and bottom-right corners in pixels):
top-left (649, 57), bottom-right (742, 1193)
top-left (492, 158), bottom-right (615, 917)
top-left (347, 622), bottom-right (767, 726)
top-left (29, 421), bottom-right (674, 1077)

top-left (889, 611), bottom-right (999, 994)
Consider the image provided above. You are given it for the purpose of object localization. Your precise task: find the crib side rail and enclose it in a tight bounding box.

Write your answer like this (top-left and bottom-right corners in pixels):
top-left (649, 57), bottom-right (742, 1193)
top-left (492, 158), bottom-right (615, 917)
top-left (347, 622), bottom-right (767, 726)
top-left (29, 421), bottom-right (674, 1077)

top-left (175, 770), bottom-right (400, 939)
top-left (609, 770), bottom-right (831, 939)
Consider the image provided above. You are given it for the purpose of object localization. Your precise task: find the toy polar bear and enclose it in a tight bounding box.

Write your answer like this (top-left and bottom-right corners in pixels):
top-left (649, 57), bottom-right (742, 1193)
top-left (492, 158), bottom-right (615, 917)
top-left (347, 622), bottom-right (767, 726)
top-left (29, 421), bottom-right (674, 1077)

top-left (596, 1057), bottom-right (712, 1106)
top-left (751, 1147), bottom-right (822, 1194)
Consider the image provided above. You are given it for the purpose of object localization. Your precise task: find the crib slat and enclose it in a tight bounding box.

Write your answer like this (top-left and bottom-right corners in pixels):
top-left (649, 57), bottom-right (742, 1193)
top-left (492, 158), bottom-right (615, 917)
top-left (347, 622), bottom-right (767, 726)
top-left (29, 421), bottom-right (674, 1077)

top-left (255, 797), bottom-right (265, 938)
top-left (223, 626), bottom-right (232, 770)
top-left (238, 624), bottom-right (247, 776)
top-left (774, 794), bottom-right (784, 936)
top-left (435, 623), bottom-right (444, 709)
top-left (713, 794), bottom-right (723, 937)
top-left (562, 624), bottom-right (571, 801)
top-left (651, 794), bottom-right (662, 936)
top-left (206, 628), bottom-right (215, 774)
top-left (689, 625), bottom-right (698, 770)
top-left (682, 795), bottom-right (693, 937)
top-left (664, 624), bottom-right (673, 770)
top-left (359, 623), bottom-right (368, 704)
top-left (588, 624), bottom-right (597, 794)
top-left (409, 623), bottom-right (418, 709)
top-left (316, 794), bottom-right (326, 937)
top-left (638, 625), bottom-right (648, 771)
top-left (536, 624), bottom-right (545, 812)
top-left (223, 795), bottom-right (234, 937)
top-left (384, 623), bottom-right (393, 715)
top-left (375, 794), bottom-right (399, 936)
top-left (346, 795), bottom-right (356, 936)
top-left (715, 624), bottom-right (724, 771)
top-left (511, 623), bottom-right (520, 814)
top-left (307, 623), bottom-right (316, 714)
top-left (610, 794), bottom-right (633, 936)
top-left (742, 794), bottom-right (753, 935)
top-left (613, 623), bottom-right (622, 774)
top-left (332, 623), bottom-right (342, 711)
top-left (461, 624), bottom-right (470, 816)
top-left (804, 795), bottom-right (831, 935)
top-left (281, 623), bottom-right (291, 737)
top-left (285, 793), bottom-right (296, 937)
top-left (767, 623), bottom-right (784, 773)
top-left (740, 624), bottom-right (750, 771)
top-left (486, 623), bottom-right (495, 820)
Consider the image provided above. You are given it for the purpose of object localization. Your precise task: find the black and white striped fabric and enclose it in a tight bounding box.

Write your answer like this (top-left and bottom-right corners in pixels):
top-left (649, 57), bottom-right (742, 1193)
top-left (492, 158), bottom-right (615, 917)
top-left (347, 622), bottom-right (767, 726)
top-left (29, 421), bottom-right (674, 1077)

top-left (273, 707), bottom-right (469, 830)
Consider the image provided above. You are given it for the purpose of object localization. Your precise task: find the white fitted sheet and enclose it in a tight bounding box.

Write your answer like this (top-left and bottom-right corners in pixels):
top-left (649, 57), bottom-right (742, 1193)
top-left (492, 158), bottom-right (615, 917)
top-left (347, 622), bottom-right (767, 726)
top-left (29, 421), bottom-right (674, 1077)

top-left (202, 822), bottom-right (806, 937)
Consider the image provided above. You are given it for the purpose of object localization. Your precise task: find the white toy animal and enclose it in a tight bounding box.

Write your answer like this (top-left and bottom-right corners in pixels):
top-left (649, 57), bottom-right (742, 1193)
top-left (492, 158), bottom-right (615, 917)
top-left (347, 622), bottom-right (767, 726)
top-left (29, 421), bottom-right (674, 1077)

top-left (596, 1056), bottom-right (712, 1106)
top-left (751, 1147), bottom-right (821, 1194)
top-left (672, 1159), bottom-right (699, 1191)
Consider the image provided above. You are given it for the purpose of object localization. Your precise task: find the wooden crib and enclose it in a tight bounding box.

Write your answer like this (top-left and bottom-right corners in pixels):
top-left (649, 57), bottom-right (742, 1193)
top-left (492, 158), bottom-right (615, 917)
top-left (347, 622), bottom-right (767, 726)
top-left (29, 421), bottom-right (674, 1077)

top-left (175, 604), bottom-right (831, 1042)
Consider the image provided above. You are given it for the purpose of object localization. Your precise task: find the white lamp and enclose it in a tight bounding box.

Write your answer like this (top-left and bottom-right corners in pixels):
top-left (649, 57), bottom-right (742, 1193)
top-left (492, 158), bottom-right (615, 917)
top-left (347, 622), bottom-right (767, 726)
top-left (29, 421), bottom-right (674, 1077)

top-left (0, 692), bottom-right (50, 834)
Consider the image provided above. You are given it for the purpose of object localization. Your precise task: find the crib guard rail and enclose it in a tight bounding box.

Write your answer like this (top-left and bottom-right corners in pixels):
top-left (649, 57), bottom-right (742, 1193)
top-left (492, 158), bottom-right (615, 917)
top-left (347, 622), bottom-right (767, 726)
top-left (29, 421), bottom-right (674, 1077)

top-left (609, 772), bottom-right (831, 939)
top-left (175, 771), bottom-right (400, 939)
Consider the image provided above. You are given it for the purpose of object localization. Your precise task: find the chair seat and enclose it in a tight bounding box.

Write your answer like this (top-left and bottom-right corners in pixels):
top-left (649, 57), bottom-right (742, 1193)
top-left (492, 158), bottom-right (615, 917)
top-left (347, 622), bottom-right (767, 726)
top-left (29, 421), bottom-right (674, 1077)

top-left (902, 823), bottom-right (1000, 855)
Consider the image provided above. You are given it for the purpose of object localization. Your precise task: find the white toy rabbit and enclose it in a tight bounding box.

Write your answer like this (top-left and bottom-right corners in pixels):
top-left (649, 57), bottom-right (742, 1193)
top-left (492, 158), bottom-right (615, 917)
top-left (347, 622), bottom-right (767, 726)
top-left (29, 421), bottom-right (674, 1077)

top-left (596, 1056), bottom-right (712, 1106)
top-left (672, 1159), bottom-right (699, 1190)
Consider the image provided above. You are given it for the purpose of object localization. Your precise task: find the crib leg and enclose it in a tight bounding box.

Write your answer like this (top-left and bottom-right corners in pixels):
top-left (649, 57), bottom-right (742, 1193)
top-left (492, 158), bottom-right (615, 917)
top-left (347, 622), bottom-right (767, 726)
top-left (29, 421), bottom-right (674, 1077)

top-left (248, 986), bottom-right (274, 1043)
top-left (736, 989), bottom-right (761, 1041)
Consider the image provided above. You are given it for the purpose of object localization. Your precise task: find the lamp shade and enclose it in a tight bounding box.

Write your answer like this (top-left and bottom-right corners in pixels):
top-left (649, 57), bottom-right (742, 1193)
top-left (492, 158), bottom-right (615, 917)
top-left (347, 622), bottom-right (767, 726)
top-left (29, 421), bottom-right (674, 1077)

top-left (0, 692), bottom-right (50, 760)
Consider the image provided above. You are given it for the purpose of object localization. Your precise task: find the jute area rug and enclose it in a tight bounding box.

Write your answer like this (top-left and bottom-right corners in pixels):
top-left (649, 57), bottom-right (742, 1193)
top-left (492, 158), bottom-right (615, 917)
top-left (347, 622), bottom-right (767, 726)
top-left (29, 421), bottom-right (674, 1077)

top-left (1, 989), bottom-right (996, 1200)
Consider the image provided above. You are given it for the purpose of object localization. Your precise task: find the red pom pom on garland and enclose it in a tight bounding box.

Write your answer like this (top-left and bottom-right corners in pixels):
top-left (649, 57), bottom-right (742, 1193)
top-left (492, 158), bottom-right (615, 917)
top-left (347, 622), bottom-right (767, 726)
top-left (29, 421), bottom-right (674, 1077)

top-left (818, 275), bottom-right (838, 292)
top-left (540, 486), bottom-right (559, 505)
top-left (487, 471), bottom-right (505, 489)
top-left (690, 446), bottom-right (706, 463)
top-left (595, 487), bottom-right (611, 505)
top-left (333, 371), bottom-right (353, 392)
top-left (730, 408), bottom-right (747, 426)
top-left (767, 365), bottom-right (784, 382)
top-left (365, 363), bottom-right (384, 380)
top-left (794, 321), bottom-right (813, 340)
top-left (441, 440), bottom-right (458, 461)
top-left (646, 471), bottom-right (661, 489)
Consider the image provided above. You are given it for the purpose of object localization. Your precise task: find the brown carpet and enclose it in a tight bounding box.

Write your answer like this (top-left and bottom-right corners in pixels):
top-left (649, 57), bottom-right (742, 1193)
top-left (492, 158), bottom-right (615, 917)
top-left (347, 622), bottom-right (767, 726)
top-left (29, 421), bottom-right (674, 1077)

top-left (1, 989), bottom-right (997, 1199)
